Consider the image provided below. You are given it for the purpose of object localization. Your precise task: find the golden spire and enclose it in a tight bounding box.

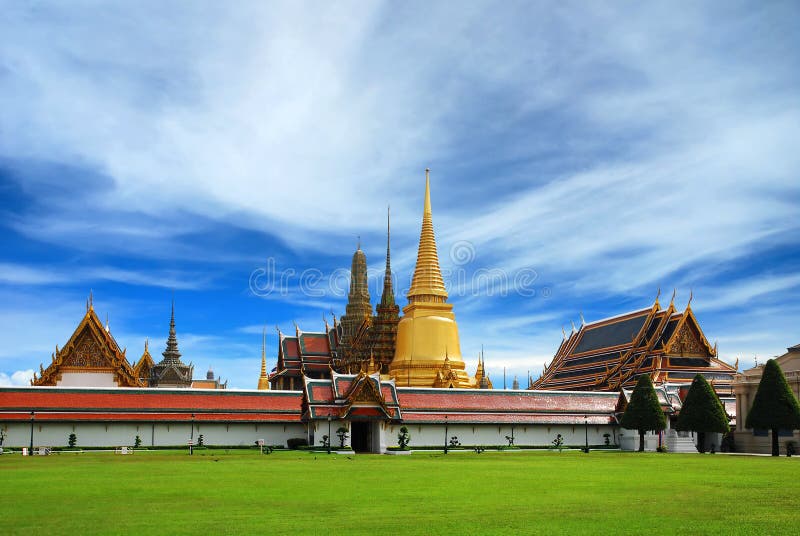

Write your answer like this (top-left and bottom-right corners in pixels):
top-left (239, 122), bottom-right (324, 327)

top-left (261, 326), bottom-right (267, 376)
top-left (258, 325), bottom-right (270, 390)
top-left (407, 168), bottom-right (448, 303)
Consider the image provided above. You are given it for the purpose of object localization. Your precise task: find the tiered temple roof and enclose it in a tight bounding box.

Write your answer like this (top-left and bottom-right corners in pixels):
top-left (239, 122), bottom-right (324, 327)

top-left (532, 292), bottom-right (736, 395)
top-left (303, 370), bottom-right (402, 422)
top-left (32, 295), bottom-right (143, 388)
top-left (270, 324), bottom-right (339, 390)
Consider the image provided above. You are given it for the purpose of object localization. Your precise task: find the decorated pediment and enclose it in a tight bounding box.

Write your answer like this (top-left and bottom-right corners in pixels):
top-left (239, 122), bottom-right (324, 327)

top-left (667, 312), bottom-right (712, 357)
top-left (33, 303), bottom-right (143, 387)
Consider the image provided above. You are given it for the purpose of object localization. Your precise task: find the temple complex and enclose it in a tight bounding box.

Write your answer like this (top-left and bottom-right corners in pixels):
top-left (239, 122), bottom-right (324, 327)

top-left (532, 292), bottom-right (737, 395)
top-left (266, 172), bottom-right (477, 389)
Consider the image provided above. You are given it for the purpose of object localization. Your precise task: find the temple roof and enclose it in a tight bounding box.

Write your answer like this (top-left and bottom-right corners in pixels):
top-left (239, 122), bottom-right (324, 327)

top-left (534, 295), bottom-right (735, 393)
top-left (397, 388), bottom-right (619, 424)
top-left (0, 386), bottom-right (302, 423)
top-left (303, 371), bottom-right (402, 421)
top-left (33, 299), bottom-right (143, 387)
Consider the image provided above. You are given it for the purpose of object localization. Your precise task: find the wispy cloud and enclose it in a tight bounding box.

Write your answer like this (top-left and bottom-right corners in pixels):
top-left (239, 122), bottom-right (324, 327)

top-left (0, 2), bottom-right (798, 387)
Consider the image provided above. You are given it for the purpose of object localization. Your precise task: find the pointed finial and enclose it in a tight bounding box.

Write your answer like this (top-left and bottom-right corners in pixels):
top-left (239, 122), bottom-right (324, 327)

top-left (655, 287), bottom-right (661, 304)
top-left (734, 357), bottom-right (739, 371)
top-left (562, 325), bottom-right (567, 339)
top-left (670, 288), bottom-right (676, 307)
top-left (687, 289), bottom-right (693, 308)
top-left (571, 320), bottom-right (577, 333)
top-left (105, 313), bottom-right (109, 332)
top-left (260, 325), bottom-right (268, 378)
top-left (293, 321), bottom-right (300, 337)
top-left (88, 289), bottom-right (94, 311)
top-left (357, 235), bottom-right (361, 250)
top-left (579, 312), bottom-right (586, 326)
top-left (424, 168), bottom-right (432, 214)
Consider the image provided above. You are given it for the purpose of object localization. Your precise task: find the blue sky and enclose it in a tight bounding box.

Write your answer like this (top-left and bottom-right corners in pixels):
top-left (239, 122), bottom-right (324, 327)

top-left (1, 1), bottom-right (798, 389)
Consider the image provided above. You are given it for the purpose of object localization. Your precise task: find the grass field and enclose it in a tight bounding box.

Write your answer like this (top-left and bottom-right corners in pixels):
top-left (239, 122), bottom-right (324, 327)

top-left (1, 449), bottom-right (798, 535)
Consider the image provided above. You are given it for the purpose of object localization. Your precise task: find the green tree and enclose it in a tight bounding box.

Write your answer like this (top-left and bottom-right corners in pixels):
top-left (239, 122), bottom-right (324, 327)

top-left (397, 426), bottom-right (411, 450)
top-left (68, 433), bottom-right (77, 448)
top-left (745, 359), bottom-right (800, 456)
top-left (134, 435), bottom-right (142, 448)
top-left (676, 374), bottom-right (730, 453)
top-left (336, 426), bottom-right (349, 449)
top-left (620, 374), bottom-right (666, 452)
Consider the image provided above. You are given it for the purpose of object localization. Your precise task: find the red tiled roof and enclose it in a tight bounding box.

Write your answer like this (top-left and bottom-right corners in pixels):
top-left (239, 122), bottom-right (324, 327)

top-left (300, 333), bottom-right (330, 355)
top-left (397, 389), bottom-right (619, 414)
top-left (0, 387), bottom-right (302, 422)
top-left (401, 412), bottom-right (615, 424)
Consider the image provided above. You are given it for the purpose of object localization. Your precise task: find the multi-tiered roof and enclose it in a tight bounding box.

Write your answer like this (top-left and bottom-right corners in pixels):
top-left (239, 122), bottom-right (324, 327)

top-left (533, 292), bottom-right (737, 395)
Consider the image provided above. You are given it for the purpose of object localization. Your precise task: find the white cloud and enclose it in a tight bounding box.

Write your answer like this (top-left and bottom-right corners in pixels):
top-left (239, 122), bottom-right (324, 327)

top-left (0, 369), bottom-right (34, 387)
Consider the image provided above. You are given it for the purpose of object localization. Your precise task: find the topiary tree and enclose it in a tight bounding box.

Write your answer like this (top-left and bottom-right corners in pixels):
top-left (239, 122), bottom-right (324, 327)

top-left (134, 435), bottom-right (142, 448)
top-left (620, 374), bottom-right (666, 452)
top-left (197, 434), bottom-right (204, 447)
top-left (551, 434), bottom-right (564, 452)
top-left (336, 426), bottom-right (349, 449)
top-left (676, 374), bottom-right (730, 453)
top-left (68, 433), bottom-right (77, 448)
top-left (745, 359), bottom-right (800, 456)
top-left (397, 426), bottom-right (411, 450)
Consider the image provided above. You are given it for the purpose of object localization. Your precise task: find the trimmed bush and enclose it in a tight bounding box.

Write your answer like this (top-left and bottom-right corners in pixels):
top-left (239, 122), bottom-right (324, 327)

top-left (620, 375), bottom-right (666, 452)
top-left (676, 374), bottom-right (730, 453)
top-left (746, 359), bottom-right (800, 456)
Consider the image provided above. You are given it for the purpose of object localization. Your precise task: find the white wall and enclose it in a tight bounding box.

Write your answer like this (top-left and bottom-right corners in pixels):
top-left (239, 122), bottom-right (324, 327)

top-left (384, 423), bottom-right (617, 449)
top-left (57, 372), bottom-right (118, 387)
top-left (0, 421), bottom-right (306, 448)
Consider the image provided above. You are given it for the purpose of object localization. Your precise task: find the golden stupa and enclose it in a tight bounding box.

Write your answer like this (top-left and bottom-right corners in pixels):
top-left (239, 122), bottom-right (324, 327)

top-left (389, 170), bottom-right (473, 388)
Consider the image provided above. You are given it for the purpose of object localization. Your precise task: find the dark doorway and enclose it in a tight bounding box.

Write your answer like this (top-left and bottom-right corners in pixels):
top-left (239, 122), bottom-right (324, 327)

top-left (351, 421), bottom-right (371, 452)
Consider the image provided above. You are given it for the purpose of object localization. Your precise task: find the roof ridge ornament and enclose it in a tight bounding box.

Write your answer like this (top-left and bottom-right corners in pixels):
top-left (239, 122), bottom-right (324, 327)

top-left (579, 312), bottom-right (586, 326)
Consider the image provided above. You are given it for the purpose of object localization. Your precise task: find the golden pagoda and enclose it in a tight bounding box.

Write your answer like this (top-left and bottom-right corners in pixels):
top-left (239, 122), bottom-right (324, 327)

top-left (389, 169), bottom-right (473, 388)
top-left (257, 326), bottom-right (270, 390)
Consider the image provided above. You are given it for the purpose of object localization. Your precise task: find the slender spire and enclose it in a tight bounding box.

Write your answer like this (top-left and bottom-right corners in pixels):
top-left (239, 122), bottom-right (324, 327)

top-left (380, 205), bottom-right (395, 307)
top-left (407, 168), bottom-right (448, 302)
top-left (260, 326), bottom-right (267, 377)
top-left (257, 325), bottom-right (270, 390)
top-left (162, 299), bottom-right (182, 363)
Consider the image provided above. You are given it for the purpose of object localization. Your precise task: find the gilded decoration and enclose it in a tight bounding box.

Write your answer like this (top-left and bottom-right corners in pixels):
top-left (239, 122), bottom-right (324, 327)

top-left (63, 332), bottom-right (108, 368)
top-left (669, 322), bottom-right (707, 357)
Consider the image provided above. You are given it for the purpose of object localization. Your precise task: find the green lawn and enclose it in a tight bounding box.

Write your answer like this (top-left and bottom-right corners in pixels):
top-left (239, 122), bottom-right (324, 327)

top-left (1, 450), bottom-right (797, 535)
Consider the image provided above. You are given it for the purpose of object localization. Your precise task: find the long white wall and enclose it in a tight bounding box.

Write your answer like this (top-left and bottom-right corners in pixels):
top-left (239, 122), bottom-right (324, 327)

top-left (383, 423), bottom-right (618, 449)
top-left (1, 420), bottom-right (620, 450)
top-left (0, 421), bottom-right (307, 448)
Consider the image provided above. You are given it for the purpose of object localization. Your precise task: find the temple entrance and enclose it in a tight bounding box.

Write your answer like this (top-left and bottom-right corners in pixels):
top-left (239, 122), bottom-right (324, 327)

top-left (351, 421), bottom-right (372, 452)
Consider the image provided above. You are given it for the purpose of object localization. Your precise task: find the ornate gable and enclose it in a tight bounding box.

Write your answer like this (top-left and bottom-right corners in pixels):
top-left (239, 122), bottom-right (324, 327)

top-left (666, 308), bottom-right (714, 357)
top-left (134, 341), bottom-right (155, 385)
top-left (33, 303), bottom-right (143, 387)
